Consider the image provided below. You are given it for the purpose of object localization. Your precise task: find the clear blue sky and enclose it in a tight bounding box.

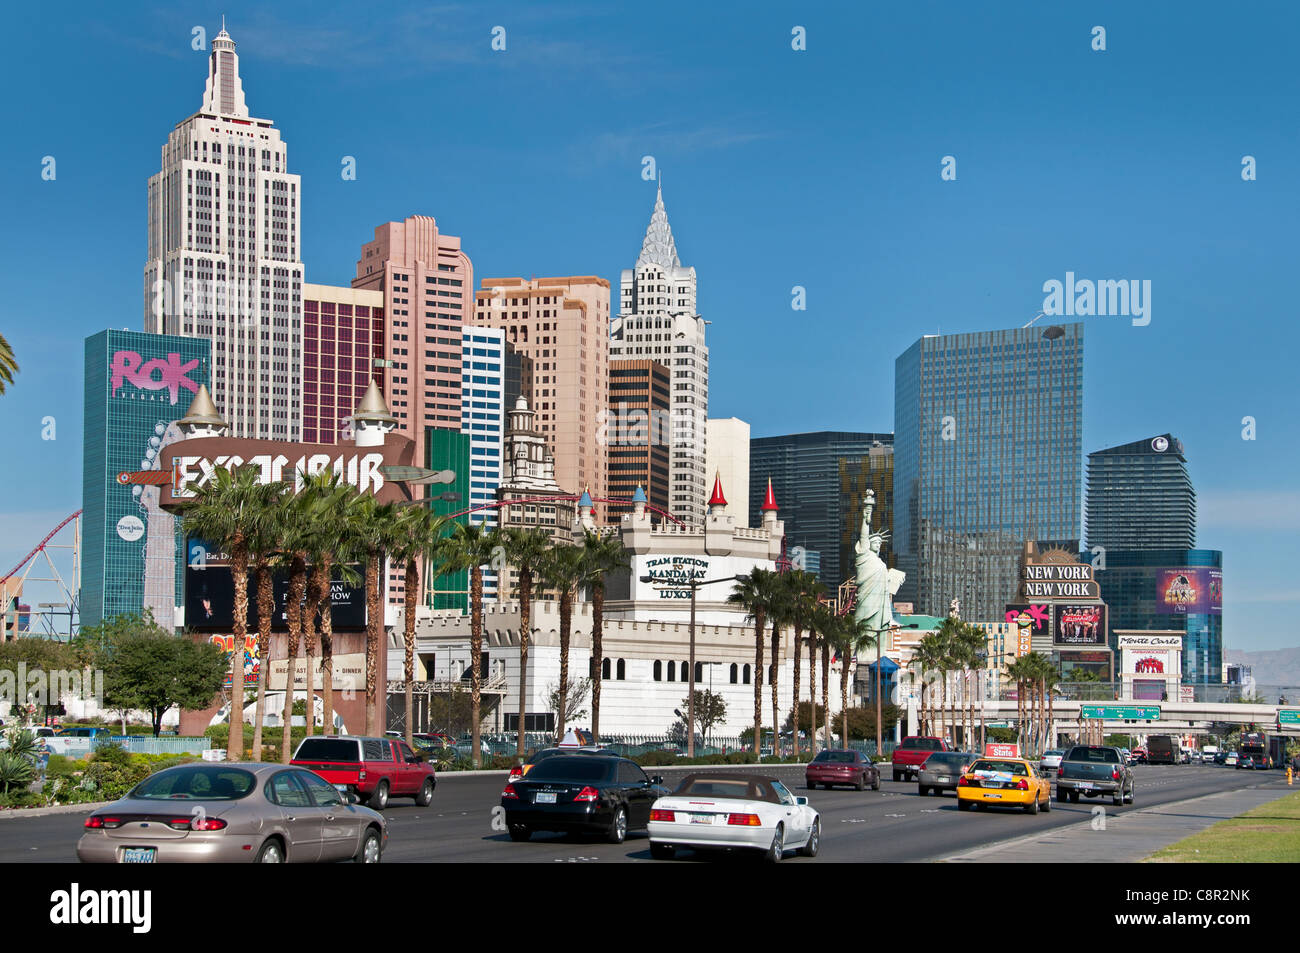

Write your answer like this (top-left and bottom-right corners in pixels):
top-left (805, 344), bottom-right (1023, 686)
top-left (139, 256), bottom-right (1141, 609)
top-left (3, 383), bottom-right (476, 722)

top-left (1, 1), bottom-right (1297, 650)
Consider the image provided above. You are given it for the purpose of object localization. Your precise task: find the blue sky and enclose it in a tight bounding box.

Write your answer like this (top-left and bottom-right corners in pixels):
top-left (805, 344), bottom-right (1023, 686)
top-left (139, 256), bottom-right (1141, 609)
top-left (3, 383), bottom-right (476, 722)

top-left (1, 1), bottom-right (1297, 650)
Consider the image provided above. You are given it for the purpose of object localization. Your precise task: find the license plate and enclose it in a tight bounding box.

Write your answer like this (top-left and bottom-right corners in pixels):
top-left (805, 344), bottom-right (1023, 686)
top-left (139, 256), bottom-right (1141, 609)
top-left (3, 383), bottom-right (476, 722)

top-left (985, 794), bottom-right (1002, 799)
top-left (1078, 782), bottom-right (1093, 791)
top-left (535, 792), bottom-right (557, 804)
top-left (121, 848), bottom-right (156, 864)
top-left (334, 784), bottom-right (349, 794)
top-left (690, 814), bottom-right (714, 824)
top-left (937, 776), bottom-right (951, 783)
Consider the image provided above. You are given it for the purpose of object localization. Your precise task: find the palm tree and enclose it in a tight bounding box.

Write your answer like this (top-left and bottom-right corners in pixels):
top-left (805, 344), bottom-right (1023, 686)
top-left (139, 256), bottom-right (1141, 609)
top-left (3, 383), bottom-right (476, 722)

top-left (185, 465), bottom-right (268, 761)
top-left (766, 576), bottom-right (795, 757)
top-left (501, 528), bottom-right (553, 758)
top-left (807, 605), bottom-right (831, 750)
top-left (836, 617), bottom-right (880, 746)
top-left (247, 479), bottom-right (289, 760)
top-left (277, 489), bottom-right (316, 762)
top-left (353, 497), bottom-right (403, 737)
top-left (0, 332), bottom-right (17, 395)
top-left (911, 633), bottom-right (948, 741)
top-left (538, 543), bottom-right (586, 742)
top-left (781, 571), bottom-right (823, 759)
top-left (310, 481), bottom-right (361, 738)
top-left (577, 531), bottom-right (629, 745)
top-left (435, 521), bottom-right (502, 767)
top-left (391, 504), bottom-right (447, 749)
top-left (729, 568), bottom-right (779, 756)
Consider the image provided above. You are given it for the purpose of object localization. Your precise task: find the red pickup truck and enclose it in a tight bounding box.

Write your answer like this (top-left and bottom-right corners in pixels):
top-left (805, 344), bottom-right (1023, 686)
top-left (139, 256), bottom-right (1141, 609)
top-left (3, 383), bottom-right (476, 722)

top-left (891, 736), bottom-right (951, 782)
top-left (292, 735), bottom-right (436, 810)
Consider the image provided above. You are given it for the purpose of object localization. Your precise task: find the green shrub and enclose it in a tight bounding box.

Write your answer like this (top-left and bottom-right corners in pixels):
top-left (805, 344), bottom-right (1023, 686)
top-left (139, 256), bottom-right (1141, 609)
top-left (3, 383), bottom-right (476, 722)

top-left (89, 743), bottom-right (131, 767)
top-left (634, 751), bottom-right (678, 767)
top-left (45, 755), bottom-right (80, 778)
top-left (0, 789), bottom-right (41, 808)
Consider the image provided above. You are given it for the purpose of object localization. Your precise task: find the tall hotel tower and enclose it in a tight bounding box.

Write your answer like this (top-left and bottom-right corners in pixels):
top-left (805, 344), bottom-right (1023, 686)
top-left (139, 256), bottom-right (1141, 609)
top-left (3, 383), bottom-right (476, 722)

top-left (610, 181), bottom-right (709, 524)
top-left (144, 25), bottom-right (304, 441)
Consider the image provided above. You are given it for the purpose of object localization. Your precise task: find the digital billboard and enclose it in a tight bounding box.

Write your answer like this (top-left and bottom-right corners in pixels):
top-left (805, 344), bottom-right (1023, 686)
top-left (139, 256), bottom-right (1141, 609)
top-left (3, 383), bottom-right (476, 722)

top-left (185, 566), bottom-right (366, 631)
top-left (1156, 568), bottom-right (1222, 615)
top-left (1004, 603), bottom-right (1052, 636)
top-left (1053, 604), bottom-right (1108, 646)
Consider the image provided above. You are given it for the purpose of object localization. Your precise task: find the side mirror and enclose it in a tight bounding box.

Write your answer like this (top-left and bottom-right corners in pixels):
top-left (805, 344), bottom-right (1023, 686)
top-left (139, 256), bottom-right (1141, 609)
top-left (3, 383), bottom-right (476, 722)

top-left (795, 796), bottom-right (809, 806)
top-left (346, 792), bottom-right (360, 805)
top-left (650, 775), bottom-right (664, 786)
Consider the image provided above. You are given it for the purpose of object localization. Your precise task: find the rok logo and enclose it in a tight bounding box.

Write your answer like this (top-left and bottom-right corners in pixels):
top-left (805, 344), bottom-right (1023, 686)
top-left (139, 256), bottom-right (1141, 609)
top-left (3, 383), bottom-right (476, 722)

top-left (110, 351), bottom-right (201, 405)
top-left (49, 884), bottom-right (152, 933)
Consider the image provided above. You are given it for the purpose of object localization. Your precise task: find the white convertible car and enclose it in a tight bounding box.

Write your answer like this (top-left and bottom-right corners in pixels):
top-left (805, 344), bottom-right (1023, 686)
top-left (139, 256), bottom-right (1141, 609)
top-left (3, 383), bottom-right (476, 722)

top-left (646, 773), bottom-right (820, 862)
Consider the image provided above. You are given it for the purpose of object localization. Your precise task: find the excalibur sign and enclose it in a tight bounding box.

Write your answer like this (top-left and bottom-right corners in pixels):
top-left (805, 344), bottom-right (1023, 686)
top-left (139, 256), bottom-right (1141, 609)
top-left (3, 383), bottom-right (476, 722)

top-left (379, 466), bottom-right (457, 486)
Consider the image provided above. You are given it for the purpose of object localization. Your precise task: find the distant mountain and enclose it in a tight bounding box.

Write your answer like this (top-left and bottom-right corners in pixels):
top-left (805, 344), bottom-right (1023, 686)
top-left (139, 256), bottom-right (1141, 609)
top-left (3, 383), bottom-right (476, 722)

top-left (1225, 647), bottom-right (1300, 687)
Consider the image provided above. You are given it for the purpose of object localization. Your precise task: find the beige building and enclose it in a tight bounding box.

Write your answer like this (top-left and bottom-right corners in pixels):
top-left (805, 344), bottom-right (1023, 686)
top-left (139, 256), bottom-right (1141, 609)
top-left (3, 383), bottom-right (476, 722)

top-left (473, 276), bottom-right (610, 509)
top-left (705, 418), bottom-right (751, 528)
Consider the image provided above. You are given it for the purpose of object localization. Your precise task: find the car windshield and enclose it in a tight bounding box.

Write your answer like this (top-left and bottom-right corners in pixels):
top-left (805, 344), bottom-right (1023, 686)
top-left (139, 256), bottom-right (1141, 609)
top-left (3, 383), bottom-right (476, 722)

top-left (925, 753), bottom-right (965, 767)
top-left (1044, 750), bottom-right (1064, 757)
top-left (1067, 747), bottom-right (1120, 763)
top-left (130, 766), bottom-right (256, 800)
top-left (294, 738), bottom-right (360, 762)
top-left (675, 777), bottom-right (772, 801)
top-left (813, 751), bottom-right (856, 763)
top-left (902, 738), bottom-right (942, 750)
top-left (525, 758), bottom-right (615, 782)
top-left (969, 760), bottom-right (1027, 775)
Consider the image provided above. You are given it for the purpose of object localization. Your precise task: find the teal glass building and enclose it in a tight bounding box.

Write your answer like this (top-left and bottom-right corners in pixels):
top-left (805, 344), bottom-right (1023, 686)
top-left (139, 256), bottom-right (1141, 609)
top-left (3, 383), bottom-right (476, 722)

top-left (894, 324), bottom-right (1084, 621)
top-left (81, 330), bottom-right (211, 628)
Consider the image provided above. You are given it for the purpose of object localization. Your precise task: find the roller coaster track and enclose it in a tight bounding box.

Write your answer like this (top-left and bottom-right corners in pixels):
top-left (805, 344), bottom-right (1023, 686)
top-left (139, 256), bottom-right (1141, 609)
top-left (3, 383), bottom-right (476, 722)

top-left (1, 509), bottom-right (82, 583)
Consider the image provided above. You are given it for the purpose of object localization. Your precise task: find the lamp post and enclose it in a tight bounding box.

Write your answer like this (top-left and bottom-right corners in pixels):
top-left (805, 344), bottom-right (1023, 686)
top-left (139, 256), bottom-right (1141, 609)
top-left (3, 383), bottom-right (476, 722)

top-left (640, 572), bottom-right (740, 757)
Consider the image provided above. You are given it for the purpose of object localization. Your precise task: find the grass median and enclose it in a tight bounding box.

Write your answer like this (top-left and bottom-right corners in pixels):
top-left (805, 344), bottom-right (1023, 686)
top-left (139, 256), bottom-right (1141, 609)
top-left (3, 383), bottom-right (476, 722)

top-left (1146, 789), bottom-right (1300, 863)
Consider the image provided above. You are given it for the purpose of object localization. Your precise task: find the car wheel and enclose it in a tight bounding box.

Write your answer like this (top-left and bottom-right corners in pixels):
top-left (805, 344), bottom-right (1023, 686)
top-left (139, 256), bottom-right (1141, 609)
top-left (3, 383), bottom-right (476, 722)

top-left (799, 818), bottom-right (820, 858)
top-left (822, 783), bottom-right (832, 790)
top-left (1125, 790), bottom-right (1134, 804)
top-left (1042, 792), bottom-right (1051, 812)
top-left (1113, 792), bottom-right (1123, 806)
top-left (918, 785), bottom-right (929, 797)
top-left (856, 774), bottom-right (865, 791)
top-left (974, 802), bottom-right (986, 811)
top-left (367, 780), bottom-right (389, 810)
top-left (607, 805), bottom-right (628, 844)
top-left (764, 823), bottom-right (784, 863)
top-left (1068, 791), bottom-right (1080, 804)
top-left (958, 799), bottom-right (972, 811)
top-left (1056, 789), bottom-right (1066, 803)
top-left (871, 774), bottom-right (881, 791)
top-left (508, 824), bottom-right (532, 842)
top-left (1025, 796), bottom-right (1039, 815)
top-left (414, 778), bottom-right (435, 807)
top-left (255, 839), bottom-right (285, 863)
top-left (353, 827), bottom-right (382, 863)
top-left (806, 779), bottom-right (817, 790)
top-left (650, 842), bottom-right (675, 860)
top-left (893, 770), bottom-right (902, 782)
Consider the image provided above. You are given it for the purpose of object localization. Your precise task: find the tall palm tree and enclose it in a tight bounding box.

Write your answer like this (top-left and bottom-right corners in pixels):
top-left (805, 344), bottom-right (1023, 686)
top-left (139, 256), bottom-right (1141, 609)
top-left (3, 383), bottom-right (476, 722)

top-left (539, 542), bottom-right (585, 741)
top-left (577, 531), bottom-right (629, 745)
top-left (0, 332), bottom-right (17, 395)
top-left (435, 521), bottom-right (502, 767)
top-left (248, 480), bottom-right (289, 760)
top-left (501, 528), bottom-right (553, 758)
top-left (911, 633), bottom-right (948, 740)
top-left (766, 576), bottom-right (795, 757)
top-left (346, 495), bottom-right (402, 737)
top-left (782, 571), bottom-right (823, 759)
top-left (185, 465), bottom-right (268, 761)
top-left (728, 567), bottom-right (779, 756)
top-left (311, 481), bottom-right (362, 738)
top-left (277, 489), bottom-right (316, 762)
top-left (390, 504), bottom-right (446, 749)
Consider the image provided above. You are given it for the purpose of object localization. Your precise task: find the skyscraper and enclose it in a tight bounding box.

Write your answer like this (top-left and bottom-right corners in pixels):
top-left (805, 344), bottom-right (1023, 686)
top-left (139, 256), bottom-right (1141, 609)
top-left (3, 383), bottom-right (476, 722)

top-left (144, 25), bottom-right (304, 441)
top-left (839, 443), bottom-right (895, 582)
top-left (472, 276), bottom-right (610, 508)
top-left (750, 432), bottom-right (892, 586)
top-left (302, 283), bottom-right (385, 444)
top-left (610, 182), bottom-right (709, 524)
top-left (352, 215), bottom-right (474, 468)
top-left (462, 326), bottom-right (505, 599)
top-left (607, 359), bottom-right (671, 520)
top-left (894, 324), bottom-right (1084, 621)
top-left (82, 330), bottom-right (211, 628)
top-left (1086, 434), bottom-right (1196, 551)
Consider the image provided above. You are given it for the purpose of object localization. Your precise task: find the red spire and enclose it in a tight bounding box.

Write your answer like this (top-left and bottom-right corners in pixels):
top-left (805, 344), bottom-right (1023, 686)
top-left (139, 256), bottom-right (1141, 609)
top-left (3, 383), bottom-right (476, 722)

top-left (761, 477), bottom-right (779, 511)
top-left (708, 470), bottom-right (727, 507)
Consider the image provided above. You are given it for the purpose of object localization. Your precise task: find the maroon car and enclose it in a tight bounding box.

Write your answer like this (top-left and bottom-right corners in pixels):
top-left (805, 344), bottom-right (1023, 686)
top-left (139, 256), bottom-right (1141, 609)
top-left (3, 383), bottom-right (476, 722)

top-left (292, 735), bottom-right (436, 810)
top-left (805, 749), bottom-right (881, 791)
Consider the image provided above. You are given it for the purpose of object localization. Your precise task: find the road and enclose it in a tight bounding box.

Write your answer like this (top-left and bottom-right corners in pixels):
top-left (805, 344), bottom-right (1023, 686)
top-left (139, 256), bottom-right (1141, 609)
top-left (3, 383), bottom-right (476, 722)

top-left (0, 762), bottom-right (1286, 863)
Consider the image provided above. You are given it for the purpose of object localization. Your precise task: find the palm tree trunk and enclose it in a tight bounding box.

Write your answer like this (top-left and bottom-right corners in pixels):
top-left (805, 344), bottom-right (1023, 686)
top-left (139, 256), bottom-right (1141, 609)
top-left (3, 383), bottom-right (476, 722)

top-left (770, 618), bottom-right (780, 758)
top-left (319, 554), bottom-right (335, 737)
top-left (821, 643), bottom-right (831, 750)
top-left (364, 548), bottom-right (382, 737)
top-left (251, 563), bottom-right (273, 760)
top-left (591, 581), bottom-right (604, 745)
top-left (791, 625), bottom-right (802, 759)
top-left (303, 566), bottom-right (322, 739)
top-left (281, 554), bottom-right (307, 763)
top-left (403, 556), bottom-right (418, 749)
top-left (557, 587), bottom-right (573, 741)
top-left (228, 541), bottom-right (249, 761)
top-left (752, 610), bottom-right (766, 756)
top-left (807, 637), bottom-right (817, 749)
top-left (840, 660), bottom-right (851, 746)
top-left (470, 565), bottom-right (484, 768)
top-left (516, 569), bottom-right (532, 759)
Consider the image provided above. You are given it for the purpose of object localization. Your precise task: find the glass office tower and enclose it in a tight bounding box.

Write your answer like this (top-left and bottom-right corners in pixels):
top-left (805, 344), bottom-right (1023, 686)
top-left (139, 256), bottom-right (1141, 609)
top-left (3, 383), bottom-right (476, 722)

top-left (749, 432), bottom-right (892, 587)
top-left (894, 324), bottom-right (1084, 621)
top-left (1086, 434), bottom-right (1195, 551)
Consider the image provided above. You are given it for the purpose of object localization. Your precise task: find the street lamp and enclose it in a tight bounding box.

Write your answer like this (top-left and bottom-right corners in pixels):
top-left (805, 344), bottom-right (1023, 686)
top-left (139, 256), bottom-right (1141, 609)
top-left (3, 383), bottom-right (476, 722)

top-left (640, 572), bottom-right (740, 757)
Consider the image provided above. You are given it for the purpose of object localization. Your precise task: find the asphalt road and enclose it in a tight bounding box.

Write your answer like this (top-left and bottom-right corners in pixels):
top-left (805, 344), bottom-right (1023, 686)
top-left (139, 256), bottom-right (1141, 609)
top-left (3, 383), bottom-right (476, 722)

top-left (0, 762), bottom-right (1285, 863)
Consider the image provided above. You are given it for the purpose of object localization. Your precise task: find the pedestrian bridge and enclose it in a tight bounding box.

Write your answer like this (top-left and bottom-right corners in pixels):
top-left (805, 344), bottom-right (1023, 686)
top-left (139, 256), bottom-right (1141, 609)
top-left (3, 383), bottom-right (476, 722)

top-left (977, 700), bottom-right (1298, 733)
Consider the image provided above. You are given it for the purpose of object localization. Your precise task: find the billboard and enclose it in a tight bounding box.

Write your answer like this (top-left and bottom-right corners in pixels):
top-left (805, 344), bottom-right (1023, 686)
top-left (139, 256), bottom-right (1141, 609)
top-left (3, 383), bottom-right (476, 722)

top-left (1054, 604), bottom-right (1107, 646)
top-left (1004, 603), bottom-right (1052, 636)
top-left (185, 566), bottom-right (366, 631)
top-left (1156, 568), bottom-right (1222, 615)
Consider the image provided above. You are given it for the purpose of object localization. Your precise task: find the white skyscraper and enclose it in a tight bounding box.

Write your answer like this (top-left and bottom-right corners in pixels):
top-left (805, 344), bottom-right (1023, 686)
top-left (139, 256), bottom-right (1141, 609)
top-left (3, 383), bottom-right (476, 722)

top-left (144, 24), bottom-right (304, 441)
top-left (462, 326), bottom-right (505, 600)
top-left (610, 181), bottom-right (709, 524)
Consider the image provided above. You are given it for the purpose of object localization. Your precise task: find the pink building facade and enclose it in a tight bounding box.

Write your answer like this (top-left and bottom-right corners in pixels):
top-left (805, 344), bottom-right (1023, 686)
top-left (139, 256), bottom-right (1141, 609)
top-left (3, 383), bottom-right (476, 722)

top-left (302, 283), bottom-right (385, 444)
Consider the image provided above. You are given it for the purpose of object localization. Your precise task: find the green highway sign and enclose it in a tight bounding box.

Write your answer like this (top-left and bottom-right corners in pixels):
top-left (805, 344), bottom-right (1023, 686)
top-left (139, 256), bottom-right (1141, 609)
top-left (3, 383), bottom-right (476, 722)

top-left (1279, 710), bottom-right (1300, 727)
top-left (1080, 705), bottom-right (1161, 720)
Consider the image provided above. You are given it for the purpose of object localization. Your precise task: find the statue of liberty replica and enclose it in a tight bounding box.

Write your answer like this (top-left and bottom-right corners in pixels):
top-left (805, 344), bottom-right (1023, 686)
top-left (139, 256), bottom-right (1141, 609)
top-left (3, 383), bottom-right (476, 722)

top-left (853, 489), bottom-right (907, 656)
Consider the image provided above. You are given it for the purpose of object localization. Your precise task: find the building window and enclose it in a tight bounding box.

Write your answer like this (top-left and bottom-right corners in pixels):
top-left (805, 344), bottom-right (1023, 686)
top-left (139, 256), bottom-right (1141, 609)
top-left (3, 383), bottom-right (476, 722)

top-left (617, 659), bottom-right (626, 681)
top-left (601, 658), bottom-right (612, 680)
top-left (666, 661), bottom-right (675, 682)
top-left (730, 663), bottom-right (738, 684)
top-left (695, 662), bottom-right (704, 683)
top-left (743, 664), bottom-right (751, 685)
top-left (654, 660), bottom-right (662, 682)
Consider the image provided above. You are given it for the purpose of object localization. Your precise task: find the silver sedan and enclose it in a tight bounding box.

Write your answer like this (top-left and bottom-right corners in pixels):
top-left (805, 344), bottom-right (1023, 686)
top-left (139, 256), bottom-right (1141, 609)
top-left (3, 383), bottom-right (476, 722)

top-left (77, 762), bottom-right (387, 863)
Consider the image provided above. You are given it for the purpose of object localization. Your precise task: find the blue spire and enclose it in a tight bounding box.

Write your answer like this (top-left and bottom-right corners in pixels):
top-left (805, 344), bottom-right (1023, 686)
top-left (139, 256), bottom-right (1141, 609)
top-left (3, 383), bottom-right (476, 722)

top-left (632, 485), bottom-right (647, 503)
top-left (579, 489), bottom-right (594, 508)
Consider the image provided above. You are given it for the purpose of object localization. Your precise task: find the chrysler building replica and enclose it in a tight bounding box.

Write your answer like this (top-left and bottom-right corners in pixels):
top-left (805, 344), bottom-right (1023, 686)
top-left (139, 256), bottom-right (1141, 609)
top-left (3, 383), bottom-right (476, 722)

top-left (144, 23), bottom-right (305, 441)
top-left (610, 179), bottom-right (709, 524)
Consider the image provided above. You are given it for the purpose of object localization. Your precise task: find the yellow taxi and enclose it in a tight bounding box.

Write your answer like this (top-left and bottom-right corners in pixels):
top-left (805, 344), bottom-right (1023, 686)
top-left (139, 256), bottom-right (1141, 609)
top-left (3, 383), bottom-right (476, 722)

top-left (956, 757), bottom-right (1052, 814)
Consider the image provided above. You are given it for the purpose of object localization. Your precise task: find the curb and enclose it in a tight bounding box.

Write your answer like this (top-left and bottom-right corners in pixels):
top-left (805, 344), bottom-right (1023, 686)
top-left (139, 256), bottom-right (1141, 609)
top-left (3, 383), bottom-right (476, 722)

top-left (937, 777), bottom-right (1293, 863)
top-left (0, 801), bottom-right (111, 820)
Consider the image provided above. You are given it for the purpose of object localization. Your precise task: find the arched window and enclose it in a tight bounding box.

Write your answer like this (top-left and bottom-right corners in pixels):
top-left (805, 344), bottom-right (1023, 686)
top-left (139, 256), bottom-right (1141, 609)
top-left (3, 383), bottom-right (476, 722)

top-left (743, 664), bottom-right (751, 685)
top-left (601, 657), bottom-right (611, 679)
top-left (681, 660), bottom-right (688, 680)
top-left (667, 661), bottom-right (675, 682)
top-left (653, 660), bottom-right (662, 681)
top-left (730, 663), bottom-right (738, 684)
top-left (695, 662), bottom-right (704, 682)
top-left (617, 658), bottom-right (626, 681)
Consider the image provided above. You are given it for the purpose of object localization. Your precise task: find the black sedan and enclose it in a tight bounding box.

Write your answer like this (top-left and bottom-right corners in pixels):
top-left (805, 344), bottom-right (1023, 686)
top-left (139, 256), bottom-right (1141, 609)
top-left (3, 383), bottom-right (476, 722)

top-left (500, 755), bottom-right (669, 844)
